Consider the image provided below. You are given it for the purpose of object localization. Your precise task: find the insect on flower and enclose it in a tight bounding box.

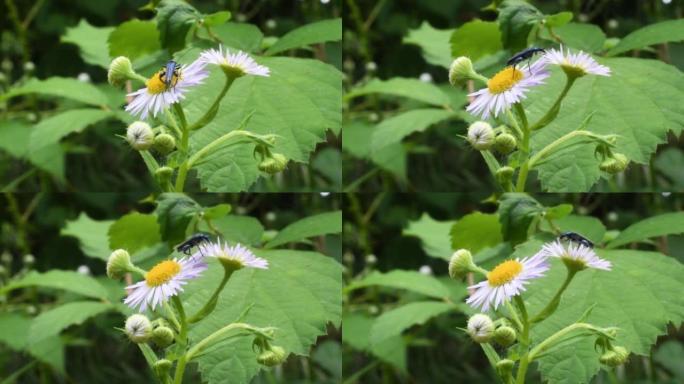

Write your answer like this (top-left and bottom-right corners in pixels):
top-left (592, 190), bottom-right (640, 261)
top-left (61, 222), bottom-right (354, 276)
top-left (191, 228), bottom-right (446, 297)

top-left (506, 47), bottom-right (546, 75)
top-left (558, 231), bottom-right (594, 248)
top-left (159, 60), bottom-right (181, 89)
top-left (176, 233), bottom-right (211, 255)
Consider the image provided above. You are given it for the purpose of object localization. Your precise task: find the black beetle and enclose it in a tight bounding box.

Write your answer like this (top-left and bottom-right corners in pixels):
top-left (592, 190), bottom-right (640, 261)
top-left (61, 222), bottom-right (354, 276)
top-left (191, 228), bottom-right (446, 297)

top-left (506, 47), bottom-right (546, 73)
top-left (558, 231), bottom-right (594, 248)
top-left (176, 233), bottom-right (211, 255)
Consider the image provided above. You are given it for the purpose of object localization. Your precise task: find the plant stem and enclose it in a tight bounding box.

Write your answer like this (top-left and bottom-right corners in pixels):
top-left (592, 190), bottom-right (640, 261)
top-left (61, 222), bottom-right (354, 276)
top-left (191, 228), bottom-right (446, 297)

top-left (185, 323), bottom-right (265, 361)
top-left (531, 269), bottom-right (577, 323)
top-left (512, 104), bottom-right (531, 192)
top-left (188, 76), bottom-right (236, 131)
top-left (164, 108), bottom-right (183, 146)
top-left (529, 76), bottom-right (577, 131)
top-left (527, 130), bottom-right (604, 169)
top-left (171, 296), bottom-right (189, 384)
top-left (513, 296), bottom-right (530, 384)
top-left (528, 323), bottom-right (597, 361)
top-left (187, 270), bottom-right (233, 324)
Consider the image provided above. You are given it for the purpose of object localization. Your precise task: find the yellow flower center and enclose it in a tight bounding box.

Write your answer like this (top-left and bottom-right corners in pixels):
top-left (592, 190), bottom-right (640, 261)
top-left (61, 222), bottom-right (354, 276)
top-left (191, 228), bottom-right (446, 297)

top-left (145, 70), bottom-right (180, 94)
top-left (487, 67), bottom-right (524, 94)
top-left (487, 260), bottom-right (523, 286)
top-left (146, 260), bottom-right (181, 287)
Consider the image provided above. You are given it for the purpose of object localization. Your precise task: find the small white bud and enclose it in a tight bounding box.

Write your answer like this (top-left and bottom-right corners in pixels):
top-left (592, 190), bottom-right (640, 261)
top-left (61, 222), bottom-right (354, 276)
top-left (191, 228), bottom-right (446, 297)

top-left (467, 314), bottom-right (494, 343)
top-left (449, 56), bottom-right (476, 86)
top-left (107, 56), bottom-right (135, 87)
top-left (125, 314), bottom-right (152, 343)
top-left (467, 121), bottom-right (495, 150)
top-left (126, 122), bottom-right (154, 151)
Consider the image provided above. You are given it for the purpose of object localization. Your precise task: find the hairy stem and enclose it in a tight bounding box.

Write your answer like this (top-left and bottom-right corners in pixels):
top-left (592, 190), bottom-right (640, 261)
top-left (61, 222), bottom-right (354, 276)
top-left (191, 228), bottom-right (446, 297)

top-left (187, 270), bottom-right (233, 324)
top-left (188, 76), bottom-right (236, 131)
top-left (530, 76), bottom-right (577, 131)
top-left (531, 269), bottom-right (577, 323)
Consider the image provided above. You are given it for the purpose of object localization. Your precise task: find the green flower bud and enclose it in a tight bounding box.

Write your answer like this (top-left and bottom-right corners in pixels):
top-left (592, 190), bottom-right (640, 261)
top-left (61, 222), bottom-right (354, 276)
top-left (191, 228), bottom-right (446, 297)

top-left (599, 346), bottom-right (629, 367)
top-left (151, 326), bottom-right (175, 348)
top-left (257, 345), bottom-right (287, 367)
top-left (600, 153), bottom-right (629, 174)
top-left (449, 56), bottom-right (476, 86)
top-left (467, 121), bottom-right (494, 151)
top-left (106, 249), bottom-right (134, 279)
top-left (467, 314), bottom-right (494, 343)
top-left (494, 132), bottom-right (517, 154)
top-left (153, 133), bottom-right (176, 155)
top-left (125, 314), bottom-right (152, 343)
top-left (126, 122), bottom-right (154, 151)
top-left (153, 359), bottom-right (173, 377)
top-left (108, 56), bottom-right (136, 87)
top-left (259, 153), bottom-right (288, 174)
top-left (493, 326), bottom-right (517, 347)
top-left (496, 166), bottom-right (515, 186)
top-left (155, 166), bottom-right (174, 186)
top-left (448, 249), bottom-right (474, 279)
top-left (496, 359), bottom-right (515, 377)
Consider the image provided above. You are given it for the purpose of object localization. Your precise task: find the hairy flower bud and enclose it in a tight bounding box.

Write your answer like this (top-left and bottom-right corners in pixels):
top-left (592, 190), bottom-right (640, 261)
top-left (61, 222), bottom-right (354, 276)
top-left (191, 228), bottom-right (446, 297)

top-left (600, 153), bottom-right (629, 174)
top-left (599, 346), bottom-right (629, 367)
top-left (467, 121), bottom-right (494, 150)
top-left (257, 345), bottom-right (287, 366)
top-left (153, 359), bottom-right (173, 377)
top-left (467, 314), bottom-right (494, 343)
top-left (126, 122), bottom-right (154, 151)
top-left (153, 133), bottom-right (176, 155)
top-left (496, 166), bottom-right (515, 186)
top-left (106, 249), bottom-right (134, 279)
top-left (151, 326), bottom-right (175, 348)
top-left (259, 153), bottom-right (288, 174)
top-left (449, 249), bottom-right (474, 279)
top-left (493, 326), bottom-right (517, 347)
top-left (449, 56), bottom-right (476, 86)
top-left (496, 359), bottom-right (515, 377)
top-left (108, 56), bottom-right (135, 87)
top-left (494, 132), bottom-right (517, 154)
top-left (125, 314), bottom-right (152, 343)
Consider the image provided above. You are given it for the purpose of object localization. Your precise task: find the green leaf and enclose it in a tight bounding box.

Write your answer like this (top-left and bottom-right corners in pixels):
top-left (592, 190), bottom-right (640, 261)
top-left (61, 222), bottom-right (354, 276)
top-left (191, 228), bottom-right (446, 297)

top-left (108, 19), bottom-right (161, 61)
top-left (342, 312), bottom-right (406, 373)
top-left (451, 212), bottom-right (503, 254)
top-left (183, 250), bottom-right (342, 384)
top-left (403, 213), bottom-right (455, 260)
top-left (156, 0), bottom-right (201, 54)
top-left (183, 57), bottom-right (342, 191)
top-left (606, 212), bottom-right (684, 249)
top-left (29, 109), bottom-right (113, 157)
top-left (370, 142), bottom-right (407, 181)
top-left (543, 23), bottom-right (606, 53)
top-left (0, 119), bottom-right (31, 159)
top-left (370, 301), bottom-right (455, 347)
top-left (205, 23), bottom-right (262, 53)
top-left (202, 203), bottom-right (232, 220)
top-left (311, 340), bottom-right (341, 380)
top-left (0, 77), bottom-right (109, 106)
top-left (403, 21), bottom-right (453, 68)
top-left (450, 20), bottom-right (502, 62)
top-left (28, 335), bottom-right (64, 375)
top-left (607, 19), bottom-right (684, 57)
top-left (654, 147), bottom-right (684, 188)
top-left (0, 270), bottom-right (109, 299)
top-left (345, 270), bottom-right (451, 299)
top-left (155, 193), bottom-right (201, 245)
top-left (61, 19), bottom-right (114, 68)
top-left (371, 109), bottom-right (455, 152)
top-left (525, 250), bottom-right (684, 384)
top-left (28, 142), bottom-right (64, 182)
top-left (108, 212), bottom-right (162, 254)
top-left (498, 0), bottom-right (544, 52)
top-left (544, 204), bottom-right (573, 220)
top-left (526, 58), bottom-right (684, 191)
top-left (653, 340), bottom-right (684, 379)
top-left (265, 18), bottom-right (342, 56)
top-left (498, 193), bottom-right (544, 245)
top-left (29, 301), bottom-right (113, 344)
top-left (202, 11), bottom-right (231, 27)
top-left (346, 78), bottom-right (451, 106)
top-left (200, 215), bottom-right (264, 246)
top-left (0, 312), bottom-right (31, 350)
top-left (544, 12), bottom-right (573, 28)
top-left (342, 120), bottom-right (371, 159)
top-left (265, 211), bottom-right (342, 249)
top-left (62, 213), bottom-right (114, 260)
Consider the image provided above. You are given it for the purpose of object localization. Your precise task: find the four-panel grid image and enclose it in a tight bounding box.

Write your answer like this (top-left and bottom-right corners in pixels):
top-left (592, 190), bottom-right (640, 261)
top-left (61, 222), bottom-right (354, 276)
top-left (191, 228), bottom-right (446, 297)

top-left (1, 1), bottom-right (683, 383)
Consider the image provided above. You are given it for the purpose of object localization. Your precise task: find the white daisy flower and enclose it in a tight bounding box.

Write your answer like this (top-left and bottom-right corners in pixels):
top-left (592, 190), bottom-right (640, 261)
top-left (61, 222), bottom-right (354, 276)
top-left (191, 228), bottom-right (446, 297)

top-left (467, 59), bottom-right (549, 120)
top-left (196, 240), bottom-right (269, 270)
top-left (543, 46), bottom-right (611, 77)
top-left (538, 240), bottom-right (611, 271)
top-left (200, 46), bottom-right (270, 77)
top-left (466, 253), bottom-right (550, 312)
top-left (125, 59), bottom-right (209, 120)
top-left (124, 257), bottom-right (208, 312)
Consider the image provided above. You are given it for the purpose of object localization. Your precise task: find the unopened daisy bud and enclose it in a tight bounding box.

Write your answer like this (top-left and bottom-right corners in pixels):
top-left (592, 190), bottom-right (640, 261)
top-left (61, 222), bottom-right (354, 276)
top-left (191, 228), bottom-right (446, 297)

top-left (496, 359), bottom-right (515, 376)
top-left (106, 249), bottom-right (134, 279)
top-left (449, 56), bottom-right (477, 86)
top-left (153, 359), bottom-right (173, 377)
top-left (126, 121), bottom-right (154, 151)
top-left (493, 326), bottom-right (517, 346)
top-left (108, 56), bottom-right (135, 87)
top-left (151, 326), bottom-right (175, 348)
top-left (599, 346), bottom-right (629, 367)
top-left (467, 121), bottom-right (494, 150)
top-left (600, 153), bottom-right (629, 174)
top-left (155, 166), bottom-right (174, 187)
top-left (23, 254), bottom-right (35, 265)
top-left (125, 314), bottom-right (152, 343)
top-left (259, 153), bottom-right (288, 174)
top-left (496, 166), bottom-right (515, 186)
top-left (449, 249), bottom-right (474, 279)
top-left (494, 132), bottom-right (517, 154)
top-left (153, 133), bottom-right (176, 155)
top-left (467, 314), bottom-right (494, 343)
top-left (257, 345), bottom-right (287, 366)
